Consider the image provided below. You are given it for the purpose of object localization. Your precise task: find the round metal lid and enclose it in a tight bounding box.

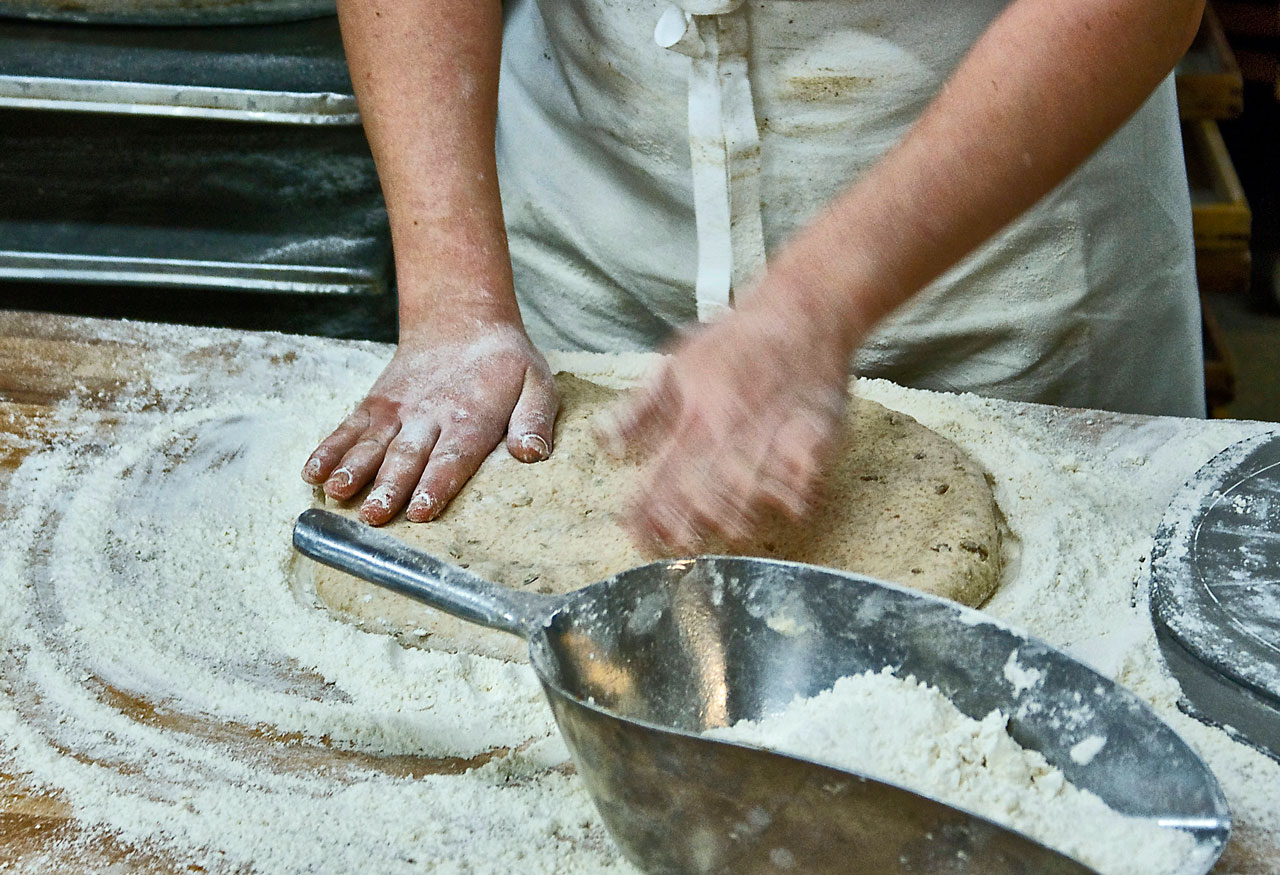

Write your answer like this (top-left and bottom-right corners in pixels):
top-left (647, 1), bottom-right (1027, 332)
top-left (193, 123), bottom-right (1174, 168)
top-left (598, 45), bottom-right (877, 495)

top-left (1150, 430), bottom-right (1280, 761)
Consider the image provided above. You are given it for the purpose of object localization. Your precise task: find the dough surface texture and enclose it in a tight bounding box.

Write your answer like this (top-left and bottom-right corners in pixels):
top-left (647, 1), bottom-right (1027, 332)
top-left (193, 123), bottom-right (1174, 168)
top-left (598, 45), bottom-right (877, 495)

top-left (304, 373), bottom-right (1004, 661)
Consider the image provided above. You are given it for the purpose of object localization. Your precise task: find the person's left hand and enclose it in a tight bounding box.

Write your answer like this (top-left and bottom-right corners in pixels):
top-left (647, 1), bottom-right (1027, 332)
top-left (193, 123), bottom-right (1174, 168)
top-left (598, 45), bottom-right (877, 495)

top-left (599, 283), bottom-right (857, 555)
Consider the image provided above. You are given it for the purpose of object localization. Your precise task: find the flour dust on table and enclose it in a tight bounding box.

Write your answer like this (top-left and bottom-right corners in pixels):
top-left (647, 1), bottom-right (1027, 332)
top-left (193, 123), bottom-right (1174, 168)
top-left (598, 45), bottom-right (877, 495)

top-left (0, 317), bottom-right (1276, 873)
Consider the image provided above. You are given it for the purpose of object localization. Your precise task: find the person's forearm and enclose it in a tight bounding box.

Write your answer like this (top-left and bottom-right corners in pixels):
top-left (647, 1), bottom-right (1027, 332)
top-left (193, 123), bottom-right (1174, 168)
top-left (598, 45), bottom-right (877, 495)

top-left (338, 0), bottom-right (519, 332)
top-left (769, 0), bottom-right (1204, 349)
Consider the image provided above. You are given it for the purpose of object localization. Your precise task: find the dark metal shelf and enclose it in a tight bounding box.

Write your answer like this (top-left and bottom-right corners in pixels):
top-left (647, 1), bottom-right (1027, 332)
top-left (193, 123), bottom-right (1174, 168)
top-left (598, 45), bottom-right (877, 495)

top-left (0, 0), bottom-right (333, 27)
top-left (0, 15), bottom-right (357, 123)
top-left (0, 109), bottom-right (390, 296)
top-left (0, 221), bottom-right (388, 294)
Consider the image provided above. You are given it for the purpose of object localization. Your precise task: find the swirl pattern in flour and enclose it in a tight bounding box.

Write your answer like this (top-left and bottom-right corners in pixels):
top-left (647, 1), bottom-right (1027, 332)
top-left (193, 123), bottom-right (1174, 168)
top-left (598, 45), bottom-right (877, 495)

top-left (0, 328), bottom-right (631, 873)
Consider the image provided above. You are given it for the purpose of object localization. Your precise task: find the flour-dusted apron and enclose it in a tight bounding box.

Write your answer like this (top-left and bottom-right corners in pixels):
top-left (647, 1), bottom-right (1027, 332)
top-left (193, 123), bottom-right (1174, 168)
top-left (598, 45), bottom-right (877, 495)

top-left (495, 0), bottom-right (1205, 417)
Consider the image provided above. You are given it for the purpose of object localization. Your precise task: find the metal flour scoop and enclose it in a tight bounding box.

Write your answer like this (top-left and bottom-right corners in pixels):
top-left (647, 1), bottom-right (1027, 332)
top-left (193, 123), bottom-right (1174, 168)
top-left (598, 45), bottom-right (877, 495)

top-left (293, 509), bottom-right (1229, 875)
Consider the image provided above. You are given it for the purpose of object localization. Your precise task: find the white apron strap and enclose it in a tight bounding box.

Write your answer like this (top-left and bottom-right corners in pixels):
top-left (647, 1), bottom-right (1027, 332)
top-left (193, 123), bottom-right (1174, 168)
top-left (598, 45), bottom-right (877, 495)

top-left (655, 2), bottom-right (766, 322)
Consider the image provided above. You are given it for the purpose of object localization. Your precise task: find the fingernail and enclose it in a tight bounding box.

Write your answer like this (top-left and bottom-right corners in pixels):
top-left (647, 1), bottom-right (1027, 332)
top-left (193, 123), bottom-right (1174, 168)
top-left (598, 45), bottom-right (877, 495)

top-left (360, 484), bottom-right (396, 522)
top-left (406, 492), bottom-right (440, 523)
top-left (519, 433), bottom-right (551, 461)
top-left (326, 467), bottom-right (353, 491)
top-left (302, 457), bottom-right (323, 482)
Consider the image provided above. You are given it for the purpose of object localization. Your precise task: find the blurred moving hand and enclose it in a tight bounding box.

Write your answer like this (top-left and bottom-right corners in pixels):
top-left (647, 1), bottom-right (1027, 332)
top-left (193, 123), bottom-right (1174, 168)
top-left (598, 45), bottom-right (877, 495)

top-left (601, 287), bottom-right (854, 555)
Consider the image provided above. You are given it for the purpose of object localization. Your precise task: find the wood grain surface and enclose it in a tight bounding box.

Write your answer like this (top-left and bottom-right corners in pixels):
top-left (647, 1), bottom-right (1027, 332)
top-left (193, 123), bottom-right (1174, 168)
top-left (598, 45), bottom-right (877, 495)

top-left (0, 311), bottom-right (173, 870)
top-left (0, 310), bottom-right (549, 871)
top-left (1, 310), bottom-right (1274, 874)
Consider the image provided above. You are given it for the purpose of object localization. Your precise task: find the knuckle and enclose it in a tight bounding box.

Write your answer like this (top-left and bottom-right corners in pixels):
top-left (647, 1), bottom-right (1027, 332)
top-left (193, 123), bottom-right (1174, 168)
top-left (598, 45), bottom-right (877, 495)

top-left (516, 407), bottom-right (553, 432)
top-left (789, 435), bottom-right (821, 467)
top-left (351, 437), bottom-right (387, 454)
top-left (318, 430), bottom-right (354, 453)
top-left (432, 470), bottom-right (463, 491)
top-left (674, 405), bottom-right (710, 437)
top-left (430, 441), bottom-right (466, 465)
top-left (387, 437), bottom-right (427, 460)
top-left (341, 409), bottom-right (371, 432)
top-left (308, 446), bottom-right (338, 466)
top-left (534, 366), bottom-right (560, 393)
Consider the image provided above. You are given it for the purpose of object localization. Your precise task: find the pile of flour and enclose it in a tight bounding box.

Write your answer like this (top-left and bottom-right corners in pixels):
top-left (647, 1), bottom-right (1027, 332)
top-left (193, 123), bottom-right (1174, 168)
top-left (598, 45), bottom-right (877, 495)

top-left (0, 317), bottom-right (1276, 873)
top-left (707, 668), bottom-right (1200, 875)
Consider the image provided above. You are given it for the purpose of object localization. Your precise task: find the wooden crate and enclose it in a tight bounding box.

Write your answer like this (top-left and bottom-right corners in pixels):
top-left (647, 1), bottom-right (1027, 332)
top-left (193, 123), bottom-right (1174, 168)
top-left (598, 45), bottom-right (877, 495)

top-left (1184, 119), bottom-right (1253, 251)
top-left (1196, 247), bottom-right (1253, 294)
top-left (1177, 4), bottom-right (1245, 119)
top-left (1215, 0), bottom-right (1280, 39)
top-left (1202, 296), bottom-right (1239, 415)
top-left (1213, 0), bottom-right (1280, 96)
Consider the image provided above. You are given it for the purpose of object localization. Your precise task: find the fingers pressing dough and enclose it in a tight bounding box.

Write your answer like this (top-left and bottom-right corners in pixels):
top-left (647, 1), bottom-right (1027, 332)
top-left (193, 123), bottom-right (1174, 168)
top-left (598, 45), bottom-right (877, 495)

top-left (303, 374), bottom-right (1005, 662)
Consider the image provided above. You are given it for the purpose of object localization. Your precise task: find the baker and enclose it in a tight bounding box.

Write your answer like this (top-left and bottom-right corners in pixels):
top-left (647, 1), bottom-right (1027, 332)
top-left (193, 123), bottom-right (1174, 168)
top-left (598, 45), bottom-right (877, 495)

top-left (302, 0), bottom-right (1206, 552)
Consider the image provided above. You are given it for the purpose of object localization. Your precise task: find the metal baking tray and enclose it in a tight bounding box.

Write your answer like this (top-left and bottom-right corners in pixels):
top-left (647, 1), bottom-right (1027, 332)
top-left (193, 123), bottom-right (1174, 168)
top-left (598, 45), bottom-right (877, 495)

top-left (0, 108), bottom-right (390, 296)
top-left (0, 0), bottom-right (333, 26)
top-left (0, 16), bottom-right (357, 124)
top-left (1150, 430), bottom-right (1280, 762)
top-left (0, 222), bottom-right (387, 294)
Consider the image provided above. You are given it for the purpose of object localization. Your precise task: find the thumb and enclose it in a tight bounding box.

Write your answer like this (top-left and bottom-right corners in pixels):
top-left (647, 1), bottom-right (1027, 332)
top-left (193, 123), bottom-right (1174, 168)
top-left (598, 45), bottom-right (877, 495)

top-left (507, 366), bottom-right (560, 463)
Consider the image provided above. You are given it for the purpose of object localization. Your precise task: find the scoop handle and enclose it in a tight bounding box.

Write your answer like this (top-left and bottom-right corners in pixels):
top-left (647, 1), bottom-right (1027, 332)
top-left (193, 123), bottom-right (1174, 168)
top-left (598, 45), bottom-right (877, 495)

top-left (292, 508), bottom-right (559, 639)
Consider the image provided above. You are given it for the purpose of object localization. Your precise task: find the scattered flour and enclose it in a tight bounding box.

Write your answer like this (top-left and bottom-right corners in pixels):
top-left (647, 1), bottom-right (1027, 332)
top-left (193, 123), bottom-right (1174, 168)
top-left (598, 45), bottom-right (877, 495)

top-left (0, 317), bottom-right (1276, 873)
top-left (0, 321), bottom-right (627, 874)
top-left (1070, 735), bottom-right (1108, 767)
top-left (1002, 648), bottom-right (1044, 696)
top-left (853, 381), bottom-right (1280, 875)
top-left (706, 668), bottom-right (1194, 875)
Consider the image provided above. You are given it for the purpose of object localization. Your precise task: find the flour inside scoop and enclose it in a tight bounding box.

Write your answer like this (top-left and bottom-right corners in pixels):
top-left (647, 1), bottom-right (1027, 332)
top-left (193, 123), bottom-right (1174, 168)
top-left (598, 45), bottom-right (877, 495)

top-left (301, 372), bottom-right (1006, 661)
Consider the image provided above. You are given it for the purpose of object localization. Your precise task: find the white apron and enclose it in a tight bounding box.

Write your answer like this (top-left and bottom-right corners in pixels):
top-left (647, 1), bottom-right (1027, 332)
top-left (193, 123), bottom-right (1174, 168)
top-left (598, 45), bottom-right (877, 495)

top-left (494, 0), bottom-right (1205, 417)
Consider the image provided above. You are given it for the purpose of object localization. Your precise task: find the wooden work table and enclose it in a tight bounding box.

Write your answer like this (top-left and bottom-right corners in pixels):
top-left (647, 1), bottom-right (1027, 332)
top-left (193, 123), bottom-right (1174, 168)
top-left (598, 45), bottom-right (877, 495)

top-left (1, 310), bottom-right (1275, 873)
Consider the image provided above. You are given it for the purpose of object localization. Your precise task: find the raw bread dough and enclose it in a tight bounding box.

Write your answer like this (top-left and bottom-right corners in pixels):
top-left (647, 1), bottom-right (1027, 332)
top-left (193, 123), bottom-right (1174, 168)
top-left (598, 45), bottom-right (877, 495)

top-left (301, 374), bottom-right (1004, 662)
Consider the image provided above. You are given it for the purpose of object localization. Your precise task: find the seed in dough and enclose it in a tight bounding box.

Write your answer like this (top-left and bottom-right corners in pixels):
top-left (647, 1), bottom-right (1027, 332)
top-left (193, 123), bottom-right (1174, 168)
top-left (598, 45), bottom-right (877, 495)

top-left (301, 374), bottom-right (1005, 661)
